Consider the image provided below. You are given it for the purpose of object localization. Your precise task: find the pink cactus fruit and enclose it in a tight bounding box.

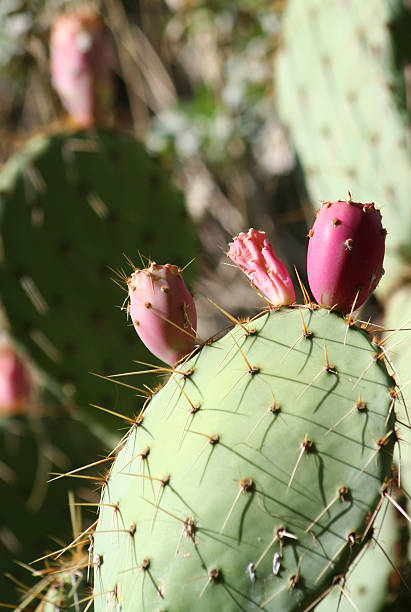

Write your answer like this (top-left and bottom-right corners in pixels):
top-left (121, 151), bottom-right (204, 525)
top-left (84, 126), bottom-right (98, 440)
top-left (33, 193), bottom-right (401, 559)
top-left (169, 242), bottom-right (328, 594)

top-left (227, 228), bottom-right (295, 307)
top-left (307, 200), bottom-right (386, 313)
top-left (0, 340), bottom-right (31, 416)
top-left (50, 9), bottom-right (114, 126)
top-left (128, 263), bottom-right (197, 366)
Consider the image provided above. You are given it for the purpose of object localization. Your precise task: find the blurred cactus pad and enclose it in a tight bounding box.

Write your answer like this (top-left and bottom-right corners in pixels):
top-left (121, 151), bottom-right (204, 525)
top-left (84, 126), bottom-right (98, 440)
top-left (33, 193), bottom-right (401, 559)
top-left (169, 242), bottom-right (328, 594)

top-left (275, 0), bottom-right (411, 278)
top-left (93, 306), bottom-right (396, 611)
top-left (0, 128), bottom-right (197, 437)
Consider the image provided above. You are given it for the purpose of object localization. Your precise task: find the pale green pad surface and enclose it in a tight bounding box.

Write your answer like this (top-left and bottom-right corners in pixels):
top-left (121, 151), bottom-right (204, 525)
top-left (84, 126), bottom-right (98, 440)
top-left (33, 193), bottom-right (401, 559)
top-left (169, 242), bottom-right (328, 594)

top-left (93, 307), bottom-right (395, 611)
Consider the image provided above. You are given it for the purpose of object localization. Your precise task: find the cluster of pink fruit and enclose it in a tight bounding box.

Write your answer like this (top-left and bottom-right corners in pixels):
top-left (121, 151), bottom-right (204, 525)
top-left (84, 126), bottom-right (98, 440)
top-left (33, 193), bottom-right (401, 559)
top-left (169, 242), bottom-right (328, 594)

top-left (128, 199), bottom-right (386, 366)
top-left (0, 199), bottom-right (385, 415)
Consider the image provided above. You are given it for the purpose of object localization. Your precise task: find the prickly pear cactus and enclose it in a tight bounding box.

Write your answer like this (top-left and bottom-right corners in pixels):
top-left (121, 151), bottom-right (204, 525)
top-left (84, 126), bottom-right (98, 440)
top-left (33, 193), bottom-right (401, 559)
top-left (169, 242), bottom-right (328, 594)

top-left (0, 129), bottom-right (197, 436)
top-left (93, 306), bottom-right (396, 611)
top-left (275, 0), bottom-right (411, 280)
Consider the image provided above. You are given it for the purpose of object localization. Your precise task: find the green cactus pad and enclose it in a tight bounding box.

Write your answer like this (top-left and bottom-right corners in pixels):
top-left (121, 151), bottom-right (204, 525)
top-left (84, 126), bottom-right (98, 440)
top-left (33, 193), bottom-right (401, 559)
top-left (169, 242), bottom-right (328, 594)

top-left (93, 307), bottom-right (395, 611)
top-left (275, 0), bottom-right (411, 278)
top-left (0, 129), bottom-right (197, 436)
top-left (317, 502), bottom-right (397, 612)
top-left (0, 409), bottom-right (103, 604)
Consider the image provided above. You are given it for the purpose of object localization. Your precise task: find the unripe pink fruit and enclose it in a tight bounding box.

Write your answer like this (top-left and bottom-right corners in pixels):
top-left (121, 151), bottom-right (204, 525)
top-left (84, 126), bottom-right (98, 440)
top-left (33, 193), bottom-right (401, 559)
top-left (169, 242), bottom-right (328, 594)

top-left (0, 342), bottom-right (31, 415)
top-left (307, 200), bottom-right (386, 313)
top-left (50, 9), bottom-right (113, 126)
top-left (128, 263), bottom-right (197, 366)
top-left (227, 229), bottom-right (295, 307)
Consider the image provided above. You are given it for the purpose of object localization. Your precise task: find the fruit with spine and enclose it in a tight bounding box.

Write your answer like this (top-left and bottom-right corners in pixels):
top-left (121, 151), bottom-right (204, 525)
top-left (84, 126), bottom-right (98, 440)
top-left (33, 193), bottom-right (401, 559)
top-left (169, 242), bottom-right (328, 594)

top-left (128, 262), bottom-right (197, 367)
top-left (307, 199), bottom-right (386, 312)
top-left (92, 305), bottom-right (396, 611)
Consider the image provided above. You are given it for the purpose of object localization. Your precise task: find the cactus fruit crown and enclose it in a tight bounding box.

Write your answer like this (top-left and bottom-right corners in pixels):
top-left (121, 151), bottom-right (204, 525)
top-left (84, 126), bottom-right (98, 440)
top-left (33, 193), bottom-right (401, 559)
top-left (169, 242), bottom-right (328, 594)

top-left (91, 303), bottom-right (396, 611)
top-left (227, 228), bottom-right (296, 308)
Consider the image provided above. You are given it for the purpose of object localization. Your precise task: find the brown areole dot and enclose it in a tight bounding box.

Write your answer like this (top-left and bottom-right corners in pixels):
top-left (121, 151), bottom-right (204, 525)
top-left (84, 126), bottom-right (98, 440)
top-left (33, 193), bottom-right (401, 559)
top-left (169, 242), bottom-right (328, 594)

top-left (269, 401), bottom-right (281, 414)
top-left (338, 486), bottom-right (350, 501)
top-left (344, 238), bottom-right (353, 251)
top-left (356, 399), bottom-right (366, 411)
top-left (129, 523), bottom-right (136, 537)
top-left (240, 477), bottom-right (254, 492)
top-left (190, 402), bottom-right (201, 414)
top-left (141, 446), bottom-right (150, 460)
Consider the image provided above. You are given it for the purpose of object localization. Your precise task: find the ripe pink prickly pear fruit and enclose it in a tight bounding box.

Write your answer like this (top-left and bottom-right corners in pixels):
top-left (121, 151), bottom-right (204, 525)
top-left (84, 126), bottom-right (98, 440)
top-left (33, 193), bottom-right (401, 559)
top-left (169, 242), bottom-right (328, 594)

top-left (50, 9), bottom-right (114, 127)
top-left (128, 263), bottom-right (197, 366)
top-left (227, 228), bottom-right (295, 307)
top-left (307, 200), bottom-right (386, 312)
top-left (0, 340), bottom-right (31, 415)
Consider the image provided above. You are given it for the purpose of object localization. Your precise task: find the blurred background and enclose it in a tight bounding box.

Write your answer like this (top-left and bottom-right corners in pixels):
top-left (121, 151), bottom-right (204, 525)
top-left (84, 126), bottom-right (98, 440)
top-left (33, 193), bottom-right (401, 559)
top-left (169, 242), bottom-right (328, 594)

top-left (0, 0), bottom-right (410, 609)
